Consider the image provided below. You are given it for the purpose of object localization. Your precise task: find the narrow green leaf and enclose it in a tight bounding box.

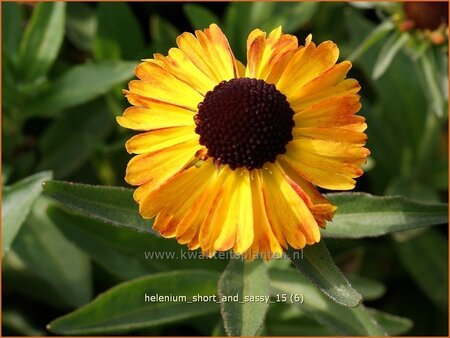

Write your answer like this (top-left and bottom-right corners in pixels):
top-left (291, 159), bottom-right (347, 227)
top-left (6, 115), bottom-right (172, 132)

top-left (287, 241), bottom-right (362, 307)
top-left (48, 207), bottom-right (226, 280)
top-left (346, 274), bottom-right (386, 301)
top-left (13, 197), bottom-right (92, 308)
top-left (2, 2), bottom-right (24, 60)
top-left (184, 4), bottom-right (220, 30)
top-left (2, 171), bottom-right (52, 255)
top-left (368, 309), bottom-right (413, 335)
top-left (18, 2), bottom-right (66, 81)
top-left (270, 268), bottom-right (387, 335)
top-left (42, 181), bottom-right (153, 234)
top-left (48, 207), bottom-right (155, 279)
top-left (3, 251), bottom-right (69, 308)
top-left (372, 31), bottom-right (409, 80)
top-left (223, 2), bottom-right (253, 60)
top-left (2, 164), bottom-right (13, 186)
top-left (218, 258), bottom-right (269, 336)
top-left (24, 61), bottom-right (135, 117)
top-left (385, 177), bottom-right (440, 202)
top-left (150, 15), bottom-right (179, 54)
top-left (261, 2), bottom-right (319, 33)
top-left (94, 2), bottom-right (145, 60)
top-left (66, 3), bottom-right (97, 52)
top-left (349, 20), bottom-right (395, 62)
top-left (3, 309), bottom-right (45, 336)
top-left (323, 193), bottom-right (448, 239)
top-left (266, 304), bottom-right (335, 336)
top-left (48, 270), bottom-right (220, 335)
top-left (36, 99), bottom-right (114, 179)
top-left (266, 302), bottom-right (410, 336)
top-left (420, 50), bottom-right (445, 118)
top-left (394, 228), bottom-right (448, 311)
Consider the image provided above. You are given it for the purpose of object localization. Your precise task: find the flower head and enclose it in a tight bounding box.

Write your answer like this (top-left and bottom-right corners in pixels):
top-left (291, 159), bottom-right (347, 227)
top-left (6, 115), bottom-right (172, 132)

top-left (117, 24), bottom-right (369, 260)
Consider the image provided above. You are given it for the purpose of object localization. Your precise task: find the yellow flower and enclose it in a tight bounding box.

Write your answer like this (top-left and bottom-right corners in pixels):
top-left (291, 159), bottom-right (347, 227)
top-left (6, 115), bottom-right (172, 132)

top-left (117, 24), bottom-right (369, 260)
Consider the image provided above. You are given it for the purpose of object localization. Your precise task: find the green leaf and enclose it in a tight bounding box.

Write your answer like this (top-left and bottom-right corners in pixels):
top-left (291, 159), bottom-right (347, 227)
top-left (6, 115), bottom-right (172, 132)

top-left (2, 309), bottom-right (45, 336)
top-left (2, 164), bottom-right (13, 186)
top-left (224, 2), bottom-right (318, 60)
top-left (287, 241), bottom-right (362, 307)
top-left (2, 171), bottom-right (52, 256)
top-left (346, 274), bottom-right (386, 301)
top-left (18, 2), bottom-right (66, 81)
top-left (372, 31), bottom-right (409, 80)
top-left (66, 3), bottom-right (97, 52)
top-left (269, 268), bottom-right (387, 335)
top-left (3, 251), bottom-right (68, 308)
top-left (260, 2), bottom-right (319, 33)
top-left (150, 15), bottom-right (179, 54)
top-left (94, 2), bottom-right (145, 60)
top-left (48, 270), bottom-right (220, 335)
top-left (266, 304), bottom-right (335, 336)
top-left (36, 99), bottom-right (114, 179)
top-left (394, 228), bottom-right (448, 311)
top-left (323, 193), bottom-right (448, 238)
top-left (2, 2), bottom-right (24, 60)
top-left (184, 4), bottom-right (220, 30)
top-left (24, 61), bottom-right (135, 117)
top-left (349, 20), bottom-right (395, 62)
top-left (218, 258), bottom-right (269, 336)
top-left (266, 303), bottom-right (411, 336)
top-left (13, 197), bottom-right (92, 308)
top-left (48, 207), bottom-right (226, 280)
top-left (43, 181), bottom-right (153, 234)
top-left (420, 50), bottom-right (445, 118)
top-left (368, 309), bottom-right (413, 335)
top-left (48, 207), bottom-right (155, 279)
top-left (223, 2), bottom-right (253, 59)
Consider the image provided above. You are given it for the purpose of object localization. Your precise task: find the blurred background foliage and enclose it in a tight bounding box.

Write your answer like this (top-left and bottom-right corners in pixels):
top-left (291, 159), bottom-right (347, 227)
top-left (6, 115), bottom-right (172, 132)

top-left (2, 1), bottom-right (448, 336)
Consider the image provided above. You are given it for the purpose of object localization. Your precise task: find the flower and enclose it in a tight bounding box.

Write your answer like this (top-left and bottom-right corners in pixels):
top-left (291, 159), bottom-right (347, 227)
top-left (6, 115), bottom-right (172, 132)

top-left (403, 2), bottom-right (448, 31)
top-left (399, 2), bottom-right (448, 45)
top-left (117, 24), bottom-right (369, 260)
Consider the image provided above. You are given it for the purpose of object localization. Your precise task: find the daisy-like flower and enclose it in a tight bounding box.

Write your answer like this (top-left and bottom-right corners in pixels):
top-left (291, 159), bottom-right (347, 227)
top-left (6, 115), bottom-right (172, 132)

top-left (117, 24), bottom-right (369, 259)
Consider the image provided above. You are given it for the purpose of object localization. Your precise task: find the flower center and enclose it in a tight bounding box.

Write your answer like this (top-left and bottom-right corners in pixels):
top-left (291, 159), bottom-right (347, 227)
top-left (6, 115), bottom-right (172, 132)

top-left (194, 78), bottom-right (295, 170)
top-left (404, 2), bottom-right (448, 30)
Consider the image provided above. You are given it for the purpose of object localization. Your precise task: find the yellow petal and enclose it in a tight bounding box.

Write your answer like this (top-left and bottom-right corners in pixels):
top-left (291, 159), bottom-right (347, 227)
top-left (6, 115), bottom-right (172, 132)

top-left (262, 163), bottom-right (320, 247)
top-left (139, 159), bottom-right (216, 220)
top-left (280, 156), bottom-right (356, 190)
top-left (292, 61), bottom-right (352, 102)
top-left (177, 24), bottom-right (238, 83)
top-left (125, 126), bottom-right (196, 154)
top-left (126, 139), bottom-right (198, 187)
top-left (294, 94), bottom-right (365, 132)
top-left (231, 170), bottom-right (254, 254)
top-left (199, 167), bottom-right (254, 254)
top-left (176, 164), bottom-right (227, 244)
top-left (277, 40), bottom-right (339, 98)
top-left (280, 138), bottom-right (370, 190)
top-left (154, 48), bottom-right (218, 95)
top-left (117, 104), bottom-right (194, 131)
top-left (198, 167), bottom-right (234, 255)
top-left (293, 127), bottom-right (367, 145)
top-left (288, 138), bottom-right (370, 159)
top-left (148, 161), bottom-right (219, 236)
top-left (245, 27), bottom-right (298, 84)
top-left (245, 170), bottom-right (283, 260)
top-left (130, 61), bottom-right (203, 110)
top-left (291, 145), bottom-right (364, 178)
top-left (279, 160), bottom-right (336, 228)
top-left (290, 78), bottom-right (361, 112)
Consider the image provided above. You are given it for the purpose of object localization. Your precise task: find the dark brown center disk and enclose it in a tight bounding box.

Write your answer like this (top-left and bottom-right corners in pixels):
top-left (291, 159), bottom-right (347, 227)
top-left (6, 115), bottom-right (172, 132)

top-left (194, 78), bottom-right (295, 170)
top-left (404, 2), bottom-right (448, 30)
